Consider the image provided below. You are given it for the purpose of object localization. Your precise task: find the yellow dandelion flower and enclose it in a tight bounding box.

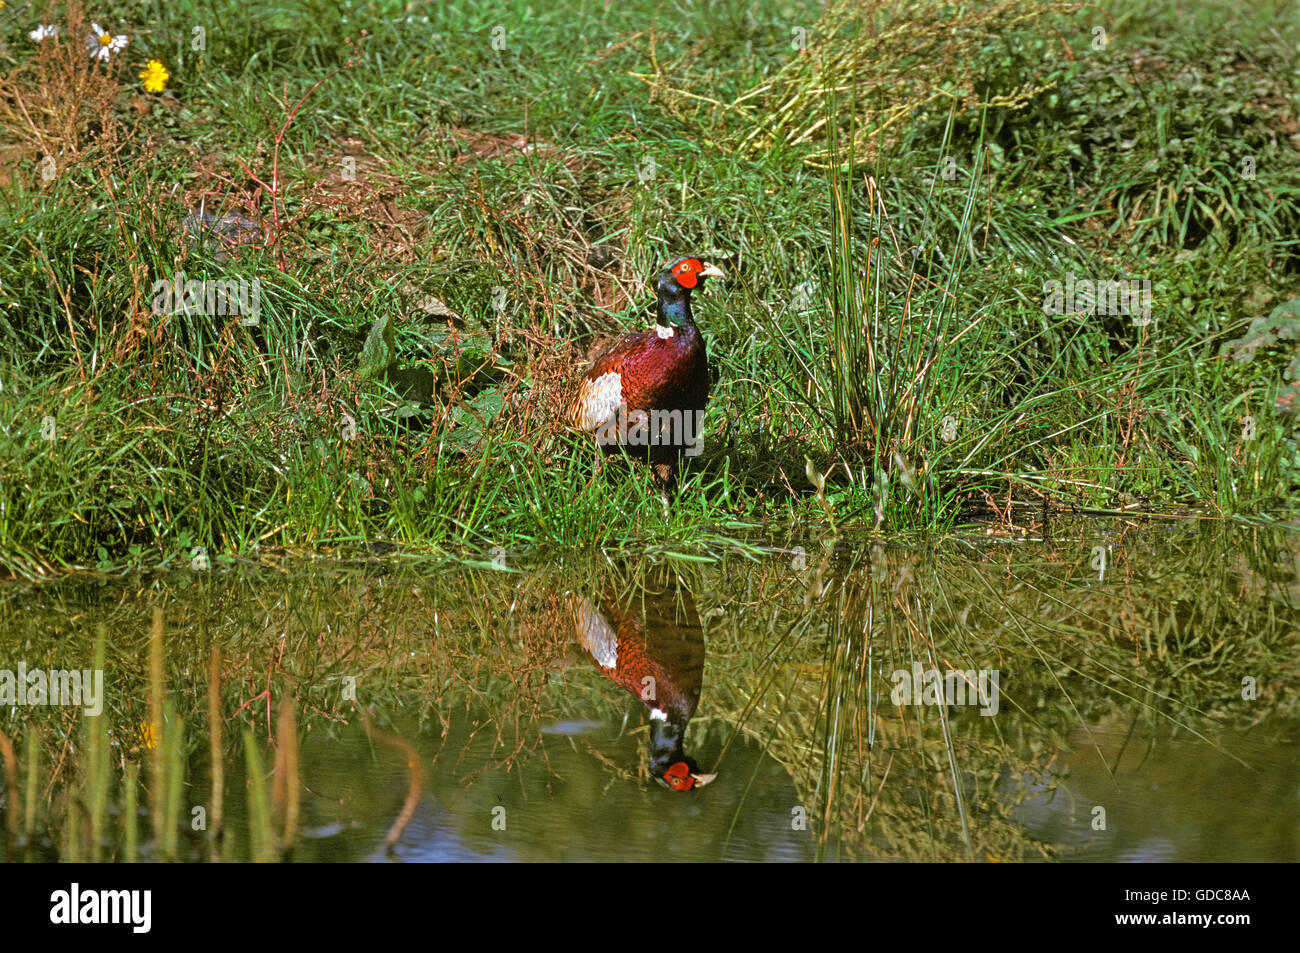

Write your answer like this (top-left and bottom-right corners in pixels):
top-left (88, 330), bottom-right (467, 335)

top-left (139, 721), bottom-right (158, 749)
top-left (139, 59), bottom-right (169, 93)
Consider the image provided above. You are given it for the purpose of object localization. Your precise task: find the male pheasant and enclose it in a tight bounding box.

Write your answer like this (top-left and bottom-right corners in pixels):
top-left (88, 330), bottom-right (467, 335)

top-left (569, 577), bottom-right (714, 791)
top-left (570, 256), bottom-right (724, 487)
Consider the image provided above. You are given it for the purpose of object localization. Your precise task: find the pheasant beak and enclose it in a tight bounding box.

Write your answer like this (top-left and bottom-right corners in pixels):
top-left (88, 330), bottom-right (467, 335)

top-left (691, 772), bottom-right (718, 787)
top-left (699, 262), bottom-right (725, 281)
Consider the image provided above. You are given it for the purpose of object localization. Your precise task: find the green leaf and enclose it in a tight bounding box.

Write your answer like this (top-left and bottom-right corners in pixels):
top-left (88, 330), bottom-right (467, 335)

top-left (359, 314), bottom-right (398, 379)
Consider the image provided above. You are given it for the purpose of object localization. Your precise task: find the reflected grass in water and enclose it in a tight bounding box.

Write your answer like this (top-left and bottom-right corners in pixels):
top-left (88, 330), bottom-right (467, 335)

top-left (0, 519), bottom-right (1296, 861)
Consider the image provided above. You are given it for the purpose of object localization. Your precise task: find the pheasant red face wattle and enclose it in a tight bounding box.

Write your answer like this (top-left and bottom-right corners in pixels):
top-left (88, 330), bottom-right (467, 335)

top-left (663, 761), bottom-right (695, 791)
top-left (672, 258), bottom-right (701, 288)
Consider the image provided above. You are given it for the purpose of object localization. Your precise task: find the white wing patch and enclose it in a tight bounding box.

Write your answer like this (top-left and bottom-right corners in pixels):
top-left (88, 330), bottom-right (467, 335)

top-left (573, 370), bottom-right (623, 432)
top-left (573, 595), bottom-right (619, 670)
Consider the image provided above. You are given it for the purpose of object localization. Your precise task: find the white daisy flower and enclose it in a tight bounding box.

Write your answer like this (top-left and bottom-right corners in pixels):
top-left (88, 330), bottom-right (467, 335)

top-left (29, 24), bottom-right (59, 42)
top-left (86, 23), bottom-right (128, 62)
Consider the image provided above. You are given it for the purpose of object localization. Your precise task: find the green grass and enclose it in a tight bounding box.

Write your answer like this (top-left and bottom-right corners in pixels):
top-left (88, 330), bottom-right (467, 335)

top-left (1, 0), bottom-right (1299, 572)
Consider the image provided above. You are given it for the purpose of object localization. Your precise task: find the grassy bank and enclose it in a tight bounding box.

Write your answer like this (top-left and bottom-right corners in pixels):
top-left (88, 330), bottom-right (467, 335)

top-left (2, 0), bottom-right (1299, 573)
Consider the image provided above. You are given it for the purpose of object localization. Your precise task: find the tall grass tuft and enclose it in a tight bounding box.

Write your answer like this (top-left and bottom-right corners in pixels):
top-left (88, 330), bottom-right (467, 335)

top-left (802, 89), bottom-right (991, 521)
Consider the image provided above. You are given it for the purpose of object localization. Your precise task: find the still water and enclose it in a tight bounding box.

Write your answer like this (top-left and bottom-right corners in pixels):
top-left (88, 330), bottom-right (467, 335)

top-left (1, 518), bottom-right (1296, 861)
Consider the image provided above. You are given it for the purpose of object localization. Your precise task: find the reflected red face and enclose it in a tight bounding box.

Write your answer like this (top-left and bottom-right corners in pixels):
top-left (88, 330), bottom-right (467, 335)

top-left (662, 761), bottom-right (696, 791)
top-left (671, 258), bottom-right (704, 289)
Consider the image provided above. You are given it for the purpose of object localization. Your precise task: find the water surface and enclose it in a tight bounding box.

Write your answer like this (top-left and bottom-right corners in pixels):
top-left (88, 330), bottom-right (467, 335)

top-left (1, 518), bottom-right (1296, 862)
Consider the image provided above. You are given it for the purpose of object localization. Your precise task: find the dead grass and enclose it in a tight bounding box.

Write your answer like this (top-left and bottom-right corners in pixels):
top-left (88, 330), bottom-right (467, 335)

top-left (0, 2), bottom-right (126, 186)
top-left (636, 0), bottom-right (1080, 167)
